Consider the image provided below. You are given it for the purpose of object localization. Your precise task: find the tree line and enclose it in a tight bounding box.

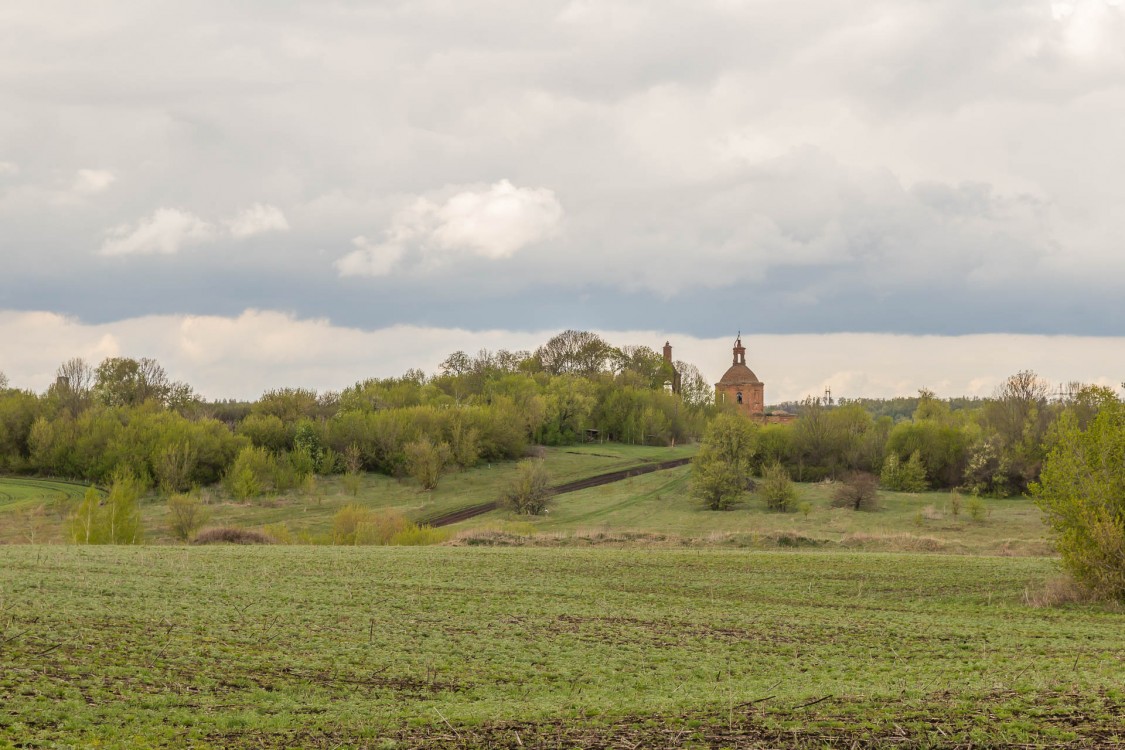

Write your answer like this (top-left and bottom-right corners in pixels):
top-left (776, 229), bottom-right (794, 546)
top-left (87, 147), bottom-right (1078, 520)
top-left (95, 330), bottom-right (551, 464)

top-left (0, 331), bottom-right (712, 492)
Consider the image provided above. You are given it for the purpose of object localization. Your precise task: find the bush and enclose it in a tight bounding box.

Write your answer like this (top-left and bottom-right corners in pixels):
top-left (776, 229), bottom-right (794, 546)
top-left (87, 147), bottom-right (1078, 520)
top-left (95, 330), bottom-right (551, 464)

top-left (1032, 401), bottom-right (1125, 601)
top-left (692, 414), bottom-right (758, 510)
top-left (167, 493), bottom-right (209, 541)
top-left (950, 490), bottom-right (963, 517)
top-left (758, 462), bottom-right (796, 512)
top-left (832, 472), bottom-right (880, 511)
top-left (881, 450), bottom-right (928, 492)
top-left (154, 441), bottom-right (198, 493)
top-left (66, 469), bottom-right (145, 544)
top-left (224, 445), bottom-right (276, 499)
top-left (501, 459), bottom-right (553, 515)
top-left (404, 438), bottom-right (452, 490)
top-left (388, 525), bottom-right (450, 546)
top-left (193, 527), bottom-right (274, 545)
top-left (333, 503), bottom-right (379, 545)
top-left (332, 505), bottom-right (446, 545)
top-left (967, 495), bottom-right (988, 523)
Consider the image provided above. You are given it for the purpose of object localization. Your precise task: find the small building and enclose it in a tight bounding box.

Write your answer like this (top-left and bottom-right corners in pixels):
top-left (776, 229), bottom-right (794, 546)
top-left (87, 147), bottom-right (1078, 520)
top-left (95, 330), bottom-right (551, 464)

top-left (662, 341), bottom-right (682, 394)
top-left (715, 334), bottom-right (795, 424)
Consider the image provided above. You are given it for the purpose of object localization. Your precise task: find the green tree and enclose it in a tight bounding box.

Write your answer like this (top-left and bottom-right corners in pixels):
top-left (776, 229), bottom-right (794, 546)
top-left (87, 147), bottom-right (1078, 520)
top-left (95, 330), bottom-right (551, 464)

top-left (167, 493), bottom-right (209, 541)
top-left (404, 437), bottom-right (451, 490)
top-left (880, 450), bottom-right (928, 492)
top-left (534, 330), bottom-right (614, 376)
top-left (1032, 400), bottom-right (1125, 600)
top-left (500, 459), bottom-right (553, 515)
top-left (154, 441), bottom-right (198, 493)
top-left (692, 414), bottom-right (757, 510)
top-left (66, 470), bottom-right (144, 544)
top-left (758, 461), bottom-right (796, 512)
top-left (94, 357), bottom-right (187, 408)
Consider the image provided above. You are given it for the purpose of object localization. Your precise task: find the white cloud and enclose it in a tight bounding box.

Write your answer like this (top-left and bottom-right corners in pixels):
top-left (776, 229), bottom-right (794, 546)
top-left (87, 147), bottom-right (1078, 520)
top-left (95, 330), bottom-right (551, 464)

top-left (336, 180), bottom-right (563, 277)
top-left (99, 208), bottom-right (215, 256)
top-left (98, 203), bottom-right (290, 257)
top-left (1, 309), bottom-right (1123, 403)
top-left (71, 168), bottom-right (115, 195)
top-left (225, 203), bottom-right (290, 238)
top-left (430, 180), bottom-right (564, 260)
top-left (335, 235), bottom-right (404, 277)
top-left (0, 161), bottom-right (18, 177)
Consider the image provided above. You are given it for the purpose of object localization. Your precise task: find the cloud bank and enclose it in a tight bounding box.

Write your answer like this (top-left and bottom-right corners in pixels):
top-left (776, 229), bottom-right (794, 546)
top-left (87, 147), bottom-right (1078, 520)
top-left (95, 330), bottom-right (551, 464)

top-left (1, 309), bottom-right (1121, 403)
top-left (1, 0), bottom-right (1123, 343)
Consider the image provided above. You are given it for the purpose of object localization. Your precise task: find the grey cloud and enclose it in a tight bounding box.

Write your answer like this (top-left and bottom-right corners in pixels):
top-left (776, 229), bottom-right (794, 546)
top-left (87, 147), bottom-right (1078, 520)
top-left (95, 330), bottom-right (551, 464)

top-left (0, 0), bottom-right (1123, 338)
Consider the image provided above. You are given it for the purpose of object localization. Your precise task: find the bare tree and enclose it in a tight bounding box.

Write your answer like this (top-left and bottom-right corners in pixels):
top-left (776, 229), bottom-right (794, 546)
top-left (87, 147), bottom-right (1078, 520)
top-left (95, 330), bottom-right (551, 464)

top-left (534, 330), bottom-right (614, 376)
top-left (54, 358), bottom-right (95, 415)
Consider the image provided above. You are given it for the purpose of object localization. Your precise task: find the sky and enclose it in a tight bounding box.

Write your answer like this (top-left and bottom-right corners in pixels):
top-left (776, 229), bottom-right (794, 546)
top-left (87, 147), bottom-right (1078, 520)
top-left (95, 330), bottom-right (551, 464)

top-left (1, 0), bottom-right (1123, 401)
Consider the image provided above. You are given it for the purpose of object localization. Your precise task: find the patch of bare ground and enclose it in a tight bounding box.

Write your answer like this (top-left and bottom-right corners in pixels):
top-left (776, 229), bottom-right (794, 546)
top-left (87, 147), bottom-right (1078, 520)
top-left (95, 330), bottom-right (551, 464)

top-left (202, 690), bottom-right (1125, 749)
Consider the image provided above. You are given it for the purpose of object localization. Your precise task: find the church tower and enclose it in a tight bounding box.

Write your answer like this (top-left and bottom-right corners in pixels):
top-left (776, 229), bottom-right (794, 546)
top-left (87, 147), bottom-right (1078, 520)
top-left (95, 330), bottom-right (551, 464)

top-left (715, 334), bottom-right (765, 417)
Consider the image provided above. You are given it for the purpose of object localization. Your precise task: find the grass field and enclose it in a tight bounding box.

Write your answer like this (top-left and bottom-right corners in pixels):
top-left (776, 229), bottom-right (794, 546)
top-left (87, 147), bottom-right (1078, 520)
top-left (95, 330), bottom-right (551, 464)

top-left (0, 546), bottom-right (1121, 748)
top-left (0, 445), bottom-right (691, 545)
top-left (457, 467), bottom-right (1052, 556)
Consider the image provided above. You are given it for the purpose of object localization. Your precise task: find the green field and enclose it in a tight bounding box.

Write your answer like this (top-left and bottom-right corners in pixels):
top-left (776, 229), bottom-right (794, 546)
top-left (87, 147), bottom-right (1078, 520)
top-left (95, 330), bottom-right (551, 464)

top-left (0, 445), bottom-right (690, 544)
top-left (0, 444), bottom-right (1051, 556)
top-left (0, 477), bottom-right (93, 511)
top-left (456, 467), bottom-right (1052, 556)
top-left (0, 546), bottom-right (1121, 748)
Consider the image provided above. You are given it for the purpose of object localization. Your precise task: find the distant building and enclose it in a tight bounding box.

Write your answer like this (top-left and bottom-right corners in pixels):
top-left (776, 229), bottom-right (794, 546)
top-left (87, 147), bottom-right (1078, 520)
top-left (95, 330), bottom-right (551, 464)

top-left (662, 341), bottom-right (682, 394)
top-left (715, 334), bottom-right (794, 424)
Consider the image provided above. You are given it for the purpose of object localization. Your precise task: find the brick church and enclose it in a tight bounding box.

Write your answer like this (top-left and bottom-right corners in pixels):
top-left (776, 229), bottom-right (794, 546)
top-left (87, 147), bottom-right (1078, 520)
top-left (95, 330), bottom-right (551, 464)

top-left (715, 334), bottom-right (795, 424)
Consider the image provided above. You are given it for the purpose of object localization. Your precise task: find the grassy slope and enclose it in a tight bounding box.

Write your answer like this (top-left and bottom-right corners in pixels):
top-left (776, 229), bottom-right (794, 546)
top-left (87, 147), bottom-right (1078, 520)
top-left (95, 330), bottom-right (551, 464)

top-left (0, 546), bottom-right (1121, 748)
top-left (0, 444), bottom-right (692, 544)
top-left (456, 466), bottom-right (1051, 556)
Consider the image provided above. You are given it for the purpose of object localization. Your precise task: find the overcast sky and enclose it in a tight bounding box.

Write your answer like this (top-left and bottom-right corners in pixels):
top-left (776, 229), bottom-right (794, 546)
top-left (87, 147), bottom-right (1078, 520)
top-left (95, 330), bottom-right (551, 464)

top-left (2, 1), bottom-right (1123, 400)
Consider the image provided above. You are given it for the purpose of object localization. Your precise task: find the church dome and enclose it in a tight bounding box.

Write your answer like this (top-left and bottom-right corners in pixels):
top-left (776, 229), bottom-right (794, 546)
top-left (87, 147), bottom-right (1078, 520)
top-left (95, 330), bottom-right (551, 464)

top-left (718, 363), bottom-right (760, 385)
top-left (714, 334), bottom-right (761, 386)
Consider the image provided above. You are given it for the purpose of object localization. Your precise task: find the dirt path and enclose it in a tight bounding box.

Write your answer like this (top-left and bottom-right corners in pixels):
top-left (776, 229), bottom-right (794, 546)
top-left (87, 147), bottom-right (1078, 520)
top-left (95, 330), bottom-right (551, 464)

top-left (422, 457), bottom-right (692, 528)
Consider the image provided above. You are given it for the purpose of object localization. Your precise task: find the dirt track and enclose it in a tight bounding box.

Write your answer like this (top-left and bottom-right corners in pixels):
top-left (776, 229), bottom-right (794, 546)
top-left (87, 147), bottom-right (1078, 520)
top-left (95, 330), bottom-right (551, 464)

top-left (422, 457), bottom-right (691, 528)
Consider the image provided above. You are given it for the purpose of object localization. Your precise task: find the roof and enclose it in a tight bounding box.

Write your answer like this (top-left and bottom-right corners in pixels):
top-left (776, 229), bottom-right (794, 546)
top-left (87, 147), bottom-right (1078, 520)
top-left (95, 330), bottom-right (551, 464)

top-left (717, 363), bottom-right (761, 386)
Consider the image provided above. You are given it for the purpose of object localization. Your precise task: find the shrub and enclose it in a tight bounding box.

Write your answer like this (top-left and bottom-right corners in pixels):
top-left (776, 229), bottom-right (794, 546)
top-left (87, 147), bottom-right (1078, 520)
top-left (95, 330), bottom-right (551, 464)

top-left (154, 441), bottom-right (198, 493)
top-left (167, 493), bottom-right (209, 541)
top-left (331, 505), bottom-right (446, 545)
top-left (262, 522), bottom-right (292, 544)
top-left (193, 527), bottom-right (274, 545)
top-left (1032, 400), bottom-right (1125, 601)
top-left (501, 459), bottom-right (553, 515)
top-left (224, 445), bottom-right (276, 499)
top-left (758, 462), bottom-right (796, 512)
top-left (832, 472), bottom-right (880, 511)
top-left (388, 525), bottom-right (450, 546)
top-left (950, 490), bottom-right (963, 517)
top-left (798, 501), bottom-right (812, 519)
top-left (880, 450), bottom-right (928, 492)
top-left (967, 495), bottom-right (988, 522)
top-left (333, 503), bottom-right (378, 545)
top-left (66, 469), bottom-right (145, 544)
top-left (692, 414), bottom-right (758, 510)
top-left (319, 446), bottom-right (341, 475)
top-left (404, 438), bottom-right (452, 490)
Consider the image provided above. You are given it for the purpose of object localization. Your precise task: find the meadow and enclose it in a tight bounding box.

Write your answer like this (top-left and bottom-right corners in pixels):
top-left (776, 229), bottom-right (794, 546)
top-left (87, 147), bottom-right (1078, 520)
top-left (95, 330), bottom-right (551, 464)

top-left (1, 545), bottom-right (1121, 748)
top-left (0, 445), bottom-right (688, 545)
top-left (0, 443), bottom-right (1049, 556)
top-left (2, 444), bottom-right (1118, 747)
